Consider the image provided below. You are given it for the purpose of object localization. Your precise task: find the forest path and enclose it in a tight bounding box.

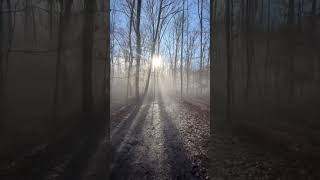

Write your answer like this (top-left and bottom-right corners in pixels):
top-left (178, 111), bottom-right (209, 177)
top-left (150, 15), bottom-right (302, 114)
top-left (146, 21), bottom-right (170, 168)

top-left (109, 86), bottom-right (209, 180)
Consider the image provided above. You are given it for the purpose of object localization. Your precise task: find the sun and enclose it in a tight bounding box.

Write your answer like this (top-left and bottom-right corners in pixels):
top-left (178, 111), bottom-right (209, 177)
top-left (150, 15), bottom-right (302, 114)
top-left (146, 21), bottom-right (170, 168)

top-left (152, 55), bottom-right (162, 69)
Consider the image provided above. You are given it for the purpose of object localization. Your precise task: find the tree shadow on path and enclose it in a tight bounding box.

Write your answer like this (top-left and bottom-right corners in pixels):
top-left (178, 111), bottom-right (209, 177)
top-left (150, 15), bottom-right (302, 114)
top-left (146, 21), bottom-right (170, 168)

top-left (111, 96), bottom-right (153, 179)
top-left (158, 89), bottom-right (199, 180)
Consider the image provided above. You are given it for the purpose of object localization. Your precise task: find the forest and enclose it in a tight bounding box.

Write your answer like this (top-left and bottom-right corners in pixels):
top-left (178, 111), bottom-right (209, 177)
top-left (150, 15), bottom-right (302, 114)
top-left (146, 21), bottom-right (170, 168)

top-left (211, 0), bottom-right (320, 179)
top-left (0, 1), bottom-right (110, 179)
top-left (0, 0), bottom-right (319, 179)
top-left (110, 0), bottom-right (210, 179)
top-left (110, 0), bottom-right (210, 107)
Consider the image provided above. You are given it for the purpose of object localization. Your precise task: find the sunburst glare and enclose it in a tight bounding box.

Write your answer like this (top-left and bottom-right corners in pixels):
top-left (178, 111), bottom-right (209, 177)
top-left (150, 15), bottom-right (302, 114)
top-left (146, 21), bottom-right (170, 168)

top-left (152, 55), bottom-right (162, 69)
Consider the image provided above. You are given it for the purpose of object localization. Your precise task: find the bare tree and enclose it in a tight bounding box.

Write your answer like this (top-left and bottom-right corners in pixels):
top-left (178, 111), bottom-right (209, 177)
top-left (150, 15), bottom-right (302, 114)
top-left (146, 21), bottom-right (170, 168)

top-left (52, 0), bottom-right (74, 137)
top-left (0, 0), bottom-right (4, 127)
top-left (135, 0), bottom-right (142, 101)
top-left (126, 0), bottom-right (135, 102)
top-left (180, 0), bottom-right (185, 98)
top-left (186, 31), bottom-right (197, 94)
top-left (105, 0), bottom-right (111, 140)
top-left (142, 0), bottom-right (163, 98)
top-left (226, 0), bottom-right (232, 121)
top-left (198, 0), bottom-right (203, 94)
top-left (82, 0), bottom-right (95, 122)
top-left (173, 16), bottom-right (181, 87)
top-left (311, 0), bottom-right (317, 30)
top-left (48, 0), bottom-right (54, 39)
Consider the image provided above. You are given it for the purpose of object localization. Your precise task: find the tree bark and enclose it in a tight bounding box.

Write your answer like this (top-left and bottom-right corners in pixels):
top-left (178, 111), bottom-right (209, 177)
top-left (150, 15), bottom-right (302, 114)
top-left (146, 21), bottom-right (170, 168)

top-left (48, 0), bottom-right (54, 39)
top-left (287, 0), bottom-right (295, 101)
top-left (180, 0), bottom-right (185, 99)
top-left (311, 0), bottom-right (317, 30)
top-left (135, 0), bottom-right (142, 101)
top-left (226, 0), bottom-right (232, 121)
top-left (52, 0), bottom-right (73, 138)
top-left (174, 26), bottom-right (180, 88)
top-left (186, 0), bottom-right (189, 95)
top-left (198, 0), bottom-right (203, 94)
top-left (0, 0), bottom-right (4, 129)
top-left (126, 0), bottom-right (135, 102)
top-left (82, 0), bottom-right (95, 122)
top-left (104, 0), bottom-right (110, 147)
top-left (245, 0), bottom-right (253, 103)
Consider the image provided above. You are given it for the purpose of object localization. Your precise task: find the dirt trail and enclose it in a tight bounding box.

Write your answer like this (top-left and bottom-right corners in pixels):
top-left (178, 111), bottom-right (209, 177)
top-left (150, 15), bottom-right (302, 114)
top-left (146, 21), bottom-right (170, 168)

top-left (110, 87), bottom-right (209, 180)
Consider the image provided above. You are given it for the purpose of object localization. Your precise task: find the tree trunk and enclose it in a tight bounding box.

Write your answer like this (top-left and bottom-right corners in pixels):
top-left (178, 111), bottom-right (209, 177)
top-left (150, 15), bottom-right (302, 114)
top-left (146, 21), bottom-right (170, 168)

top-left (198, 0), bottom-right (203, 94)
top-left (311, 0), bottom-right (317, 30)
top-left (287, 0), bottom-right (295, 101)
top-left (31, 2), bottom-right (37, 45)
top-left (135, 0), bottom-right (142, 101)
top-left (298, 0), bottom-right (302, 30)
top-left (226, 0), bottom-right (232, 121)
top-left (0, 0), bottom-right (4, 128)
top-left (52, 0), bottom-right (73, 138)
top-left (48, 0), bottom-right (53, 39)
top-left (4, 0), bottom-right (12, 80)
top-left (260, 0), bottom-right (264, 24)
top-left (210, 0), bottom-right (214, 125)
top-left (245, 0), bottom-right (253, 103)
top-left (174, 27), bottom-right (179, 88)
top-left (143, 0), bottom-right (163, 99)
top-left (180, 0), bottom-right (185, 99)
top-left (24, 0), bottom-right (31, 42)
top-left (0, 0), bottom-right (14, 128)
top-left (82, 0), bottom-right (95, 122)
top-left (126, 0), bottom-right (135, 102)
top-left (104, 0), bottom-right (110, 143)
top-left (186, 0), bottom-right (189, 95)
top-left (240, 0), bottom-right (245, 31)
top-left (264, 0), bottom-right (271, 91)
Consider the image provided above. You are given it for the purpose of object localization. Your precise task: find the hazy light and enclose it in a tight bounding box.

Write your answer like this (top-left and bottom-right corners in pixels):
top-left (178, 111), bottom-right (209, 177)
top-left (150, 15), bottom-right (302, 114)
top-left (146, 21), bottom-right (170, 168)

top-left (153, 55), bottom-right (162, 69)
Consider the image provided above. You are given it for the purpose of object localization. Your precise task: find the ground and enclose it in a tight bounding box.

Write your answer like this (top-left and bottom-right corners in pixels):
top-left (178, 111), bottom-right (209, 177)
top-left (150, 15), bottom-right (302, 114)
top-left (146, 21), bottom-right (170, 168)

top-left (2, 87), bottom-right (320, 179)
top-left (210, 116), bottom-right (320, 180)
top-left (110, 86), bottom-right (209, 179)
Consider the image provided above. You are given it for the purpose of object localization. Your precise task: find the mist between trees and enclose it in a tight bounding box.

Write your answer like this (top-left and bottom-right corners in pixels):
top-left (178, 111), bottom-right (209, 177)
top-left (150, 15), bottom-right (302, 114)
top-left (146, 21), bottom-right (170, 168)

top-left (110, 1), bottom-right (210, 179)
top-left (211, 0), bottom-right (320, 178)
top-left (213, 0), bottom-right (320, 125)
top-left (110, 0), bottom-right (210, 107)
top-left (0, 0), bottom-right (109, 167)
